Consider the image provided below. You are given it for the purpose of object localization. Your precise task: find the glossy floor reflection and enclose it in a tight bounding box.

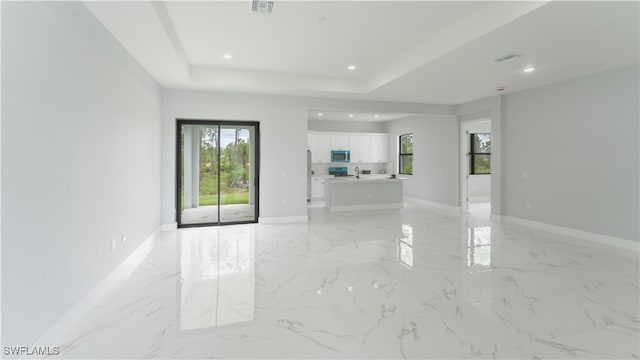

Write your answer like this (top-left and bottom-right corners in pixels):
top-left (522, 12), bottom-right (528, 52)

top-left (56, 204), bottom-right (639, 359)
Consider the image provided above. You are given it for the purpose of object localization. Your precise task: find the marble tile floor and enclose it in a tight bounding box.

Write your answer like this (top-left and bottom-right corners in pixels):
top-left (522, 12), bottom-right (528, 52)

top-left (53, 203), bottom-right (639, 359)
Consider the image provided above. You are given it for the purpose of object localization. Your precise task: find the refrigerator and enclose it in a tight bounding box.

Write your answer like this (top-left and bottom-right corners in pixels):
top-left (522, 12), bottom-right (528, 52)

top-left (307, 150), bottom-right (312, 202)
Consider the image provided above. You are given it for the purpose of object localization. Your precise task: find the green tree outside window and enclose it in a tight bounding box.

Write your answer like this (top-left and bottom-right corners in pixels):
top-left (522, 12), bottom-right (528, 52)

top-left (399, 134), bottom-right (413, 175)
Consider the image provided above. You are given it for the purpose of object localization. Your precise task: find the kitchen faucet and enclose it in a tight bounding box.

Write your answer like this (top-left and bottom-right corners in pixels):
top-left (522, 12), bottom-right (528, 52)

top-left (355, 166), bottom-right (359, 179)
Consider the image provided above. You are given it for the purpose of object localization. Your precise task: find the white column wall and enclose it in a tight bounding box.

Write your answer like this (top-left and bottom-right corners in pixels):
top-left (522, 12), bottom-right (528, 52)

top-left (2, 2), bottom-right (162, 346)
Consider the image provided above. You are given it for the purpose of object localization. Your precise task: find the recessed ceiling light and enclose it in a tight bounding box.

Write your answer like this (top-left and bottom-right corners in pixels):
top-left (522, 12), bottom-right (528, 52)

top-left (523, 66), bottom-right (536, 73)
top-left (347, 65), bottom-right (357, 71)
top-left (223, 54), bottom-right (232, 60)
top-left (373, 114), bottom-right (380, 119)
top-left (348, 114), bottom-right (354, 118)
top-left (317, 113), bottom-right (323, 117)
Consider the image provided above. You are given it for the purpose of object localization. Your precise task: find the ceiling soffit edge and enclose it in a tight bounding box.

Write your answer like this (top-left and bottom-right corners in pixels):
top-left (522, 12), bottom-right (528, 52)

top-left (144, 1), bottom-right (550, 96)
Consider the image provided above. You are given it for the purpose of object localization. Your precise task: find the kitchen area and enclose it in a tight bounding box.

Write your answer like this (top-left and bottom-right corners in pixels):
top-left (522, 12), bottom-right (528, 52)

top-left (307, 130), bottom-right (405, 211)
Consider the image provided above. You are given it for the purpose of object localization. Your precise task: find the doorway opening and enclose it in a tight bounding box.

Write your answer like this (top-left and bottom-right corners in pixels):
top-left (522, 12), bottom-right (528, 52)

top-left (176, 120), bottom-right (260, 227)
top-left (461, 119), bottom-right (491, 218)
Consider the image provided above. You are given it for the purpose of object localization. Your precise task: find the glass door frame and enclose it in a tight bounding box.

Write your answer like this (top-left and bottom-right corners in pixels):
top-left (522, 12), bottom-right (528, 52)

top-left (176, 119), bottom-right (260, 228)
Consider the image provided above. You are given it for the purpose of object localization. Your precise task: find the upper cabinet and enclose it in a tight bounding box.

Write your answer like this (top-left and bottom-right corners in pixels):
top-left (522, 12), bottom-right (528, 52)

top-left (330, 135), bottom-right (350, 150)
top-left (309, 132), bottom-right (389, 163)
top-left (308, 134), bottom-right (331, 162)
top-left (350, 135), bottom-right (372, 163)
top-left (371, 134), bottom-right (389, 163)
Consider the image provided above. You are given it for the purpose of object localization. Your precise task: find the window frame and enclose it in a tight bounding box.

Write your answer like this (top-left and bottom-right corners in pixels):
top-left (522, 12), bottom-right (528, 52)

top-left (469, 133), bottom-right (491, 175)
top-left (398, 133), bottom-right (413, 175)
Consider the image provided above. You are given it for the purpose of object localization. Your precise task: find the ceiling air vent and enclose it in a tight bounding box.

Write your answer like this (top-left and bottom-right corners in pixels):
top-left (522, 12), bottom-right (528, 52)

top-left (251, 0), bottom-right (274, 14)
top-left (493, 53), bottom-right (522, 63)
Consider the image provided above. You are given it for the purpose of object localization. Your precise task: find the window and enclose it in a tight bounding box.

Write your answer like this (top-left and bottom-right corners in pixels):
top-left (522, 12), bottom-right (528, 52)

top-left (399, 134), bottom-right (413, 175)
top-left (470, 133), bottom-right (491, 174)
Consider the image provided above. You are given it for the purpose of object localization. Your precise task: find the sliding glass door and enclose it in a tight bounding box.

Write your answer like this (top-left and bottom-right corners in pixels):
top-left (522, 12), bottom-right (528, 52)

top-left (177, 120), bottom-right (259, 227)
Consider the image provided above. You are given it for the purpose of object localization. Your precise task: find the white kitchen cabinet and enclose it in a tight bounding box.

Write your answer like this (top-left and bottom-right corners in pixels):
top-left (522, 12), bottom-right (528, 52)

top-left (308, 134), bottom-right (331, 162)
top-left (371, 134), bottom-right (389, 163)
top-left (349, 135), bottom-right (361, 162)
top-left (331, 135), bottom-right (350, 150)
top-left (360, 136), bottom-right (373, 162)
top-left (350, 135), bottom-right (371, 163)
top-left (308, 132), bottom-right (388, 163)
top-left (311, 177), bottom-right (326, 200)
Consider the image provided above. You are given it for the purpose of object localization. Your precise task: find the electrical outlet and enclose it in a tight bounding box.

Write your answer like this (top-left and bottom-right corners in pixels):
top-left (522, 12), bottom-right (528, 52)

top-left (526, 202), bottom-right (532, 209)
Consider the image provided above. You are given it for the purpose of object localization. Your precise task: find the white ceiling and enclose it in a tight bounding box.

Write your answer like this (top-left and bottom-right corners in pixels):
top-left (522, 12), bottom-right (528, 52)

top-left (308, 111), bottom-right (410, 122)
top-left (85, 1), bottom-right (639, 105)
top-left (166, 1), bottom-right (494, 79)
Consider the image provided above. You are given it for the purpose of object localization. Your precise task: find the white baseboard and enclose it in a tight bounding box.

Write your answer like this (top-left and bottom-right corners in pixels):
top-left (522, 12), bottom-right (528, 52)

top-left (498, 215), bottom-right (639, 252)
top-left (162, 222), bottom-right (177, 231)
top-left (469, 196), bottom-right (491, 203)
top-left (329, 203), bottom-right (403, 212)
top-left (404, 197), bottom-right (461, 212)
top-left (258, 215), bottom-right (308, 224)
top-left (33, 226), bottom-right (161, 348)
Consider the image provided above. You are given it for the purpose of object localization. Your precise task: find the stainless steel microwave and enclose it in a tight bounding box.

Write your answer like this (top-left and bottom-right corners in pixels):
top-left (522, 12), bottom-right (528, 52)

top-left (331, 150), bottom-right (350, 162)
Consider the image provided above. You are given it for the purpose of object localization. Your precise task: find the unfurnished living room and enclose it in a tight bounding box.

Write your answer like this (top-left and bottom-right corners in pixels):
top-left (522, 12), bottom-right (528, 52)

top-left (1, 1), bottom-right (639, 359)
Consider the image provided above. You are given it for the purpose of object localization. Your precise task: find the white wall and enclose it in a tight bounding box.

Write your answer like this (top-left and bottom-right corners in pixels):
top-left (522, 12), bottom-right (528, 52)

top-left (162, 90), bottom-right (309, 222)
top-left (468, 176), bottom-right (491, 201)
top-left (466, 120), bottom-right (491, 135)
top-left (161, 91), bottom-right (455, 224)
top-left (385, 115), bottom-right (459, 206)
top-left (2, 2), bottom-right (162, 346)
top-left (503, 65), bottom-right (639, 242)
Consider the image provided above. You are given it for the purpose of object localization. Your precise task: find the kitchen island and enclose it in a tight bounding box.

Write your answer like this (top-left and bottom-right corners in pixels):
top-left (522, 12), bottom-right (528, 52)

top-left (324, 176), bottom-right (404, 211)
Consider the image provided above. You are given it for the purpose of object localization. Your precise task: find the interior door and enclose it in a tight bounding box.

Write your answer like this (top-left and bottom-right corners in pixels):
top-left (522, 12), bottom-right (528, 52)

top-left (177, 120), bottom-right (259, 227)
